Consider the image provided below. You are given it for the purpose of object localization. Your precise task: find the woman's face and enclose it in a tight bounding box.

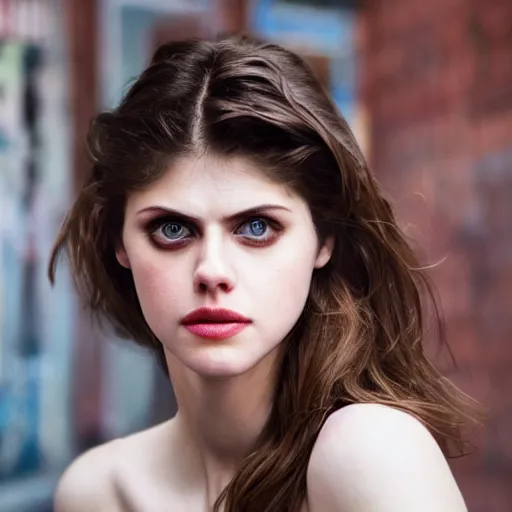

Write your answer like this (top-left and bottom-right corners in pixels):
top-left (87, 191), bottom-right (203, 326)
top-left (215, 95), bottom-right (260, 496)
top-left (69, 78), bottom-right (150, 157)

top-left (118, 154), bottom-right (332, 378)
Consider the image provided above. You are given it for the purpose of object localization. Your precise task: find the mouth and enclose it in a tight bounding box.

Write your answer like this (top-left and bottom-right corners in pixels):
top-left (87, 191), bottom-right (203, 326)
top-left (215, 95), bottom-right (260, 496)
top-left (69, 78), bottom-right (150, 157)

top-left (181, 307), bottom-right (252, 341)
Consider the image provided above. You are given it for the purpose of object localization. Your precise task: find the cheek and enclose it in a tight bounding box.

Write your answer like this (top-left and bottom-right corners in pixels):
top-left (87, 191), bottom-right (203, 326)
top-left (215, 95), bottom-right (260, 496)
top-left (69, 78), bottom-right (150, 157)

top-left (129, 256), bottom-right (184, 324)
top-left (250, 238), bottom-right (317, 330)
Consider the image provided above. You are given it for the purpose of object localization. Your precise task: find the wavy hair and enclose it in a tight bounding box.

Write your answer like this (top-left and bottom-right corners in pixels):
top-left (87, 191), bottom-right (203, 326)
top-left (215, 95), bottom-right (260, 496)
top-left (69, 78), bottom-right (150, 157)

top-left (49, 34), bottom-right (479, 512)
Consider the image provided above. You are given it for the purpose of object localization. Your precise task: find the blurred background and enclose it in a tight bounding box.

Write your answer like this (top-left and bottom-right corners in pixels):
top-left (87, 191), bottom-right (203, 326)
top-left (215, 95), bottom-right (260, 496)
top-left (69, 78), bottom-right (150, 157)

top-left (0, 0), bottom-right (510, 510)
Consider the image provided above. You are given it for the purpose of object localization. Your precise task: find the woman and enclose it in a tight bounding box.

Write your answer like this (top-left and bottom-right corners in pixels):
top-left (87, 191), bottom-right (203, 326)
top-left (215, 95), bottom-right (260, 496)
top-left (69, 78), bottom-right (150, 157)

top-left (50, 35), bottom-right (477, 511)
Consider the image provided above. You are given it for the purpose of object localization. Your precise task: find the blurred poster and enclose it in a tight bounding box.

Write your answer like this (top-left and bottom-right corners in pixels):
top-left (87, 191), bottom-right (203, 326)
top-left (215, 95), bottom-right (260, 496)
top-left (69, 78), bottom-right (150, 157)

top-left (0, 40), bottom-right (40, 479)
top-left (0, 3), bottom-right (73, 511)
top-left (0, 12), bottom-right (73, 495)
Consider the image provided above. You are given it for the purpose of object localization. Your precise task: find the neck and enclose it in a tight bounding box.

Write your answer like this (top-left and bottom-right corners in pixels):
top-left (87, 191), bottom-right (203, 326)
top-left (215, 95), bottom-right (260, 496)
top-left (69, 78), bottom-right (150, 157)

top-left (165, 348), bottom-right (281, 505)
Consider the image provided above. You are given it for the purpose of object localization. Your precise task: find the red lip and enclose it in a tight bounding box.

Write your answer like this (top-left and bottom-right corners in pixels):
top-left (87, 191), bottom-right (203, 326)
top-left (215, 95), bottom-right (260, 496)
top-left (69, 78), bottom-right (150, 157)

top-left (181, 307), bottom-right (252, 341)
top-left (181, 307), bottom-right (251, 325)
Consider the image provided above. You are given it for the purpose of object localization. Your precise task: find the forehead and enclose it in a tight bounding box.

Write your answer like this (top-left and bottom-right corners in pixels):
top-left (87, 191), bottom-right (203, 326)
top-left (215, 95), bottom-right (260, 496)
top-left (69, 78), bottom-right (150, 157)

top-left (126, 154), bottom-right (304, 215)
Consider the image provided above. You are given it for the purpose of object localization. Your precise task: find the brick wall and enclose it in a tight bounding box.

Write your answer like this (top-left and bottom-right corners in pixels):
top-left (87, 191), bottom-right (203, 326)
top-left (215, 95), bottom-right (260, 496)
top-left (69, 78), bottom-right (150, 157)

top-left (359, 1), bottom-right (512, 510)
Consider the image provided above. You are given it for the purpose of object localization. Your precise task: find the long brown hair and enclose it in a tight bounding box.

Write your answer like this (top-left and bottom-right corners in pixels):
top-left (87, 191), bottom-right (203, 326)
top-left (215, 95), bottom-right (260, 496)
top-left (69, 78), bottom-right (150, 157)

top-left (49, 34), bottom-right (479, 512)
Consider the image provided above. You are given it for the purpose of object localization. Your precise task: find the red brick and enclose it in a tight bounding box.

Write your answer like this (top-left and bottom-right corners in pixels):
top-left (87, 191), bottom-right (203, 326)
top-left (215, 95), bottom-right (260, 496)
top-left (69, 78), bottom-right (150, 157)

top-left (478, 1), bottom-right (512, 43)
top-left (359, 0), bottom-right (512, 509)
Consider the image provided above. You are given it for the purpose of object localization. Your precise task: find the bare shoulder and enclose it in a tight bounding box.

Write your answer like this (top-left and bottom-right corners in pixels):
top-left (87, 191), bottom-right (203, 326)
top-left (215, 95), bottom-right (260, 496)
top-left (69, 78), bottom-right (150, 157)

top-left (306, 403), bottom-right (467, 512)
top-left (54, 439), bottom-right (121, 512)
top-left (55, 420), bottom-right (173, 512)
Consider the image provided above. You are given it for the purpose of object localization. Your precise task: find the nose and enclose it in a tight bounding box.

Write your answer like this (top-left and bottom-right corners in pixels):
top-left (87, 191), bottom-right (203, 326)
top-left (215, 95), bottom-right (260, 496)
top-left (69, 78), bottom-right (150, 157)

top-left (193, 231), bottom-right (236, 295)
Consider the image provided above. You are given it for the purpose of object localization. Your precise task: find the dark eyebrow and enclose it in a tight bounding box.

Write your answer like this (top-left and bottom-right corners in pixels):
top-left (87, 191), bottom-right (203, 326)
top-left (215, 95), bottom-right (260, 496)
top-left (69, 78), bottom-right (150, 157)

top-left (136, 204), bottom-right (291, 223)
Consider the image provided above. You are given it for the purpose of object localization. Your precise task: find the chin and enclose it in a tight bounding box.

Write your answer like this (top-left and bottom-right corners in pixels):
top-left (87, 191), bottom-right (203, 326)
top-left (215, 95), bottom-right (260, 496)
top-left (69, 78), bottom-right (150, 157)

top-left (162, 330), bottom-right (284, 380)
top-left (186, 349), bottom-right (264, 379)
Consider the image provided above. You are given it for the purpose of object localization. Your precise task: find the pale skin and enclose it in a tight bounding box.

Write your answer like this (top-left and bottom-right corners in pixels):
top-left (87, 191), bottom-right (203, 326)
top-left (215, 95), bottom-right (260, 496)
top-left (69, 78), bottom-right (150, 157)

top-left (55, 154), bottom-right (468, 512)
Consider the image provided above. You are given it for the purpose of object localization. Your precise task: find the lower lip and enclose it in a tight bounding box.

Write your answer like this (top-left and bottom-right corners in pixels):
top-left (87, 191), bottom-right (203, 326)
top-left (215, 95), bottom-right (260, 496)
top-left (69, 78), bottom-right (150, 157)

top-left (184, 322), bottom-right (250, 340)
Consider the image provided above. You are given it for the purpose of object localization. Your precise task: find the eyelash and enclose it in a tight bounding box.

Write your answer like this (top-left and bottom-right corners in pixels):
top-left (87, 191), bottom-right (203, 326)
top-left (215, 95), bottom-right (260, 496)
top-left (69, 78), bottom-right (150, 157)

top-left (145, 216), bottom-right (283, 249)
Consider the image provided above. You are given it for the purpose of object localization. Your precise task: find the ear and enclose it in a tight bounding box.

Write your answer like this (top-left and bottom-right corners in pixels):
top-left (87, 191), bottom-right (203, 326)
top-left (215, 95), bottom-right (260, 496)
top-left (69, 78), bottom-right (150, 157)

top-left (314, 236), bottom-right (334, 269)
top-left (116, 241), bottom-right (131, 269)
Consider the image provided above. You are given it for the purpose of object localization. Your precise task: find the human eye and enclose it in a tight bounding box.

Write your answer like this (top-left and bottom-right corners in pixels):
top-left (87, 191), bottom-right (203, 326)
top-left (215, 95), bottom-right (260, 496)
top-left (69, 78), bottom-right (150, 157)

top-left (234, 217), bottom-right (282, 246)
top-left (147, 218), bottom-right (194, 248)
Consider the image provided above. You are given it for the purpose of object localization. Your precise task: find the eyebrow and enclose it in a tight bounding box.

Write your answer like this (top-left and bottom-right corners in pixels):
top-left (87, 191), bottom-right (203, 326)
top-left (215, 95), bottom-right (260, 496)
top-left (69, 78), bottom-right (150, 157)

top-left (136, 204), bottom-right (292, 223)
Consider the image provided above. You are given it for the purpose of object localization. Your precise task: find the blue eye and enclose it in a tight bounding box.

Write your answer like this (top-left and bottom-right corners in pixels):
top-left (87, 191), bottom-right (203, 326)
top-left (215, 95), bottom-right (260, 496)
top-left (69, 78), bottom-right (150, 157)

top-left (148, 219), bottom-right (194, 249)
top-left (237, 218), bottom-right (271, 239)
top-left (248, 219), bottom-right (267, 237)
top-left (160, 222), bottom-right (191, 240)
